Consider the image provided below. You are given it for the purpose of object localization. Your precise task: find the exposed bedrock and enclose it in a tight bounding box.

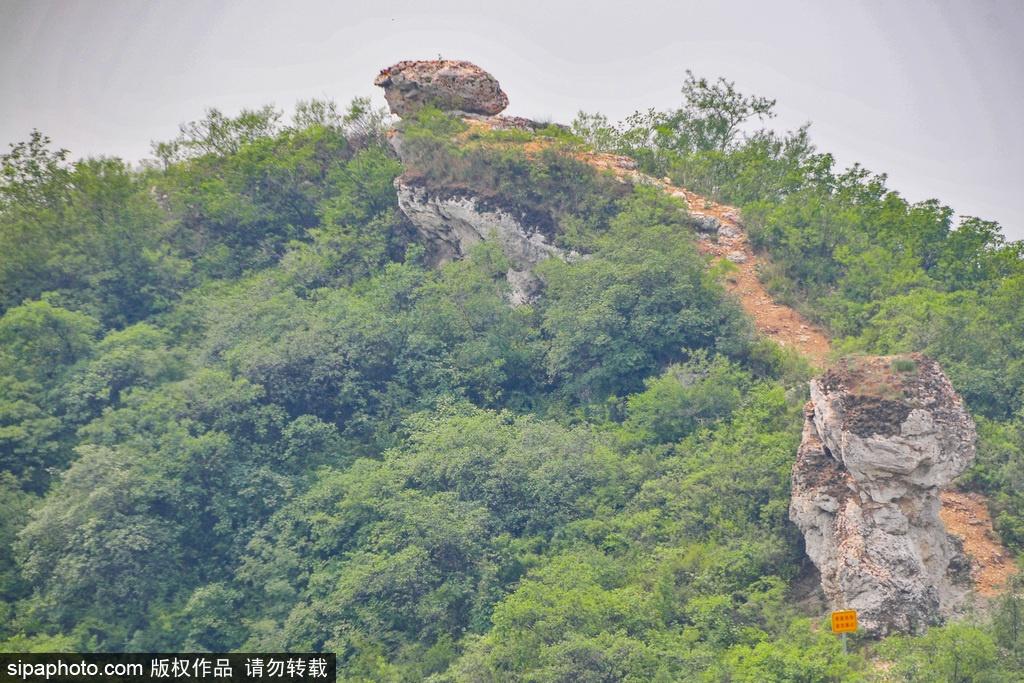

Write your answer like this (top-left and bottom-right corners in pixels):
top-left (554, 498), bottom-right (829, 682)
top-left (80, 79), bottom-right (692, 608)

top-left (789, 354), bottom-right (976, 635)
top-left (378, 60), bottom-right (570, 304)
top-left (394, 179), bottom-right (575, 305)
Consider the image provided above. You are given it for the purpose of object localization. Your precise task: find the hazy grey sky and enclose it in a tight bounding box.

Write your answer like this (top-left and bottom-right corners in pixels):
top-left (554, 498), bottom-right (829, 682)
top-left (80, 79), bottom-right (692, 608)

top-left (3, 0), bottom-right (1023, 239)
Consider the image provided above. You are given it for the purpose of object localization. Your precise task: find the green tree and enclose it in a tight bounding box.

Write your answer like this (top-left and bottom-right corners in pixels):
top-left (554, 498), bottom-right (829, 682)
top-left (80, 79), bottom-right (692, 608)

top-left (153, 105), bottom-right (282, 164)
top-left (621, 351), bottom-right (750, 445)
top-left (0, 129), bottom-right (70, 211)
top-left (881, 623), bottom-right (1004, 682)
top-left (0, 301), bottom-right (99, 489)
top-left (0, 473), bottom-right (34, 635)
top-left (539, 187), bottom-right (750, 402)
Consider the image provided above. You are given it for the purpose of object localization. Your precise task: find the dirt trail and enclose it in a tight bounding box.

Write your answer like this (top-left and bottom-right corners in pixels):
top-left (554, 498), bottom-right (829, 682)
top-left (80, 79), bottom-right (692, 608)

top-left (586, 151), bottom-right (834, 365)
top-left (940, 491), bottom-right (1018, 596)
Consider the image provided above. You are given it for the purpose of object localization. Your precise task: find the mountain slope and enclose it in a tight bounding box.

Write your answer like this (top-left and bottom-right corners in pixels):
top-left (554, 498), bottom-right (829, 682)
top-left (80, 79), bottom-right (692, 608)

top-left (0, 61), bottom-right (1021, 681)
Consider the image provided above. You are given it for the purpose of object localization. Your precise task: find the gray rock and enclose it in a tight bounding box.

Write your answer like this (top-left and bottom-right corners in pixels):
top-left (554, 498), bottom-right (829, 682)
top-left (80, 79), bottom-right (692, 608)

top-left (374, 60), bottom-right (509, 118)
top-left (505, 268), bottom-right (543, 307)
top-left (718, 224), bottom-right (742, 239)
top-left (726, 250), bottom-right (747, 264)
top-left (790, 354), bottom-right (976, 635)
top-left (395, 179), bottom-right (572, 305)
top-left (691, 214), bottom-right (722, 233)
top-left (691, 213), bottom-right (744, 239)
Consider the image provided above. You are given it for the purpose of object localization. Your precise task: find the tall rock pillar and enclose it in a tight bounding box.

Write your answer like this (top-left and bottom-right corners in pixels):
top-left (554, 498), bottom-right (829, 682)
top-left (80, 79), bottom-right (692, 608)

top-left (789, 354), bottom-right (976, 635)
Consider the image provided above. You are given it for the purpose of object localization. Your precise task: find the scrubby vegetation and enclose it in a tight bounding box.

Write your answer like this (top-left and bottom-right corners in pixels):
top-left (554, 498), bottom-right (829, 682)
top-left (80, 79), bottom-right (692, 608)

top-left (0, 76), bottom-right (1021, 681)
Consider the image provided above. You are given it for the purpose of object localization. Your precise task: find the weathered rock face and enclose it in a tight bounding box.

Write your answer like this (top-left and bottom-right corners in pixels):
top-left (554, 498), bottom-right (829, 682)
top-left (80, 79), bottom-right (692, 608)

top-left (395, 179), bottom-right (574, 305)
top-left (790, 354), bottom-right (976, 635)
top-left (374, 60), bottom-right (509, 118)
top-left (377, 60), bottom-right (565, 306)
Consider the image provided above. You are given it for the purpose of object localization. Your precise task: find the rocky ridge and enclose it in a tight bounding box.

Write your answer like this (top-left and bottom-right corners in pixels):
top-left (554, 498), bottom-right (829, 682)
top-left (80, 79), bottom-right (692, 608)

top-left (378, 60), bottom-right (575, 305)
top-left (553, 142), bottom-right (833, 364)
top-left (394, 180), bottom-right (577, 305)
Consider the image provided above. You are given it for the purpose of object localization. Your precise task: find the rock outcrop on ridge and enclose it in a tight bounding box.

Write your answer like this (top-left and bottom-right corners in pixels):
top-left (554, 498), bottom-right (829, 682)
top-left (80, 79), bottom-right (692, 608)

top-left (374, 60), bottom-right (509, 117)
top-left (394, 179), bottom-right (576, 305)
top-left (789, 354), bottom-right (976, 635)
top-left (377, 60), bottom-right (569, 305)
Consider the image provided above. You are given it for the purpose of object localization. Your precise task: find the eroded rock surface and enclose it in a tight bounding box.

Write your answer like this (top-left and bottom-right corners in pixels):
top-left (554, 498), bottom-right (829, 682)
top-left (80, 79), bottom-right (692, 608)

top-left (395, 179), bottom-right (574, 305)
top-left (377, 60), bottom-right (564, 303)
top-left (374, 60), bottom-right (509, 118)
top-left (790, 354), bottom-right (976, 635)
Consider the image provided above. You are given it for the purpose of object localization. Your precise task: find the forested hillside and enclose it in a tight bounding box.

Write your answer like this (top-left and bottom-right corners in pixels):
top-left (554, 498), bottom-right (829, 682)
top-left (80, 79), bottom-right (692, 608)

top-left (1, 71), bottom-right (1022, 681)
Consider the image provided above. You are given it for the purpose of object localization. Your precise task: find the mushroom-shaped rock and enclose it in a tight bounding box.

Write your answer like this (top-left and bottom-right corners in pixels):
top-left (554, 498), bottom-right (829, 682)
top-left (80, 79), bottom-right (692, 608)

top-left (811, 354), bottom-right (976, 503)
top-left (374, 60), bottom-right (509, 117)
top-left (789, 354), bottom-right (976, 635)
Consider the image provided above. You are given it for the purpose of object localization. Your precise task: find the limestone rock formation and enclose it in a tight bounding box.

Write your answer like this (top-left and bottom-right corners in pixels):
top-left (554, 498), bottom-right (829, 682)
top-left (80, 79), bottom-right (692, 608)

top-left (379, 60), bottom-right (568, 306)
top-left (374, 60), bottom-right (509, 118)
top-left (395, 179), bottom-right (575, 305)
top-left (789, 354), bottom-right (976, 635)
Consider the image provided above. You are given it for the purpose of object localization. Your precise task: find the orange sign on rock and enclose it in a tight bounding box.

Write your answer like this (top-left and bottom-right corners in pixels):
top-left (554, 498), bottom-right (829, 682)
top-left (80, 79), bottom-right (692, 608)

top-left (831, 609), bottom-right (858, 633)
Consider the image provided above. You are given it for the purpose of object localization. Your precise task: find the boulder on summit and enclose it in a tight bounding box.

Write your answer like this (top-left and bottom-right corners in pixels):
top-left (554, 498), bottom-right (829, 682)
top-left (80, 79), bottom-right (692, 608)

top-left (374, 59), bottom-right (509, 117)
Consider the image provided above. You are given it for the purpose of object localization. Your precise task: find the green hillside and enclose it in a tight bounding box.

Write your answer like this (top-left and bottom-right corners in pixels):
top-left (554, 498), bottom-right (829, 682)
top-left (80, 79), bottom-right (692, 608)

top-left (1, 74), bottom-right (1022, 681)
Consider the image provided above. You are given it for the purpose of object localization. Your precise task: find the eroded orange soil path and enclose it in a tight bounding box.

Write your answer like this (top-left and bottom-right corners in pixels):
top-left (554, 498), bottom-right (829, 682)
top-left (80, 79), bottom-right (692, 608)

top-left (940, 490), bottom-right (1018, 597)
top-left (668, 183), bottom-right (831, 365)
top-left (582, 150), bottom-right (833, 365)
